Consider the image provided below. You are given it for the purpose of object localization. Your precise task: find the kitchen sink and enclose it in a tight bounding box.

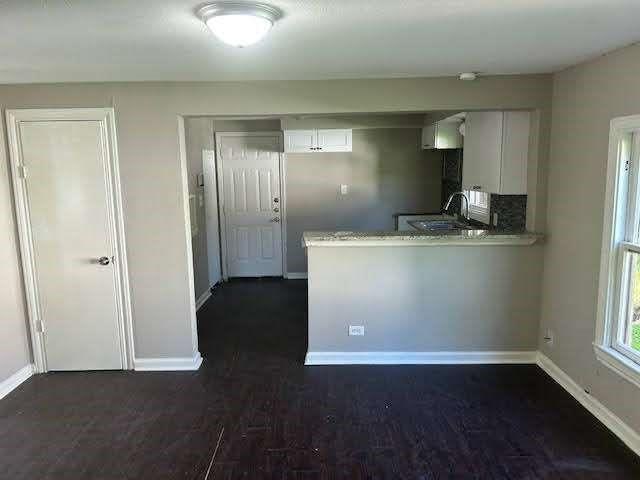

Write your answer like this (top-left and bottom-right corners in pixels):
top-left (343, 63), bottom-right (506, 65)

top-left (408, 219), bottom-right (475, 231)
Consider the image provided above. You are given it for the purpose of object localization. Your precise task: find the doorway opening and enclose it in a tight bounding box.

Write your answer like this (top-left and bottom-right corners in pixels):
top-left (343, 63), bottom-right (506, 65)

top-left (179, 117), bottom-right (287, 314)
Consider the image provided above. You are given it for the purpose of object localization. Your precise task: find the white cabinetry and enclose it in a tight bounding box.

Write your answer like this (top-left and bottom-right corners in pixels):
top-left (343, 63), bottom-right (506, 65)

top-left (422, 120), bottom-right (463, 149)
top-left (462, 111), bottom-right (530, 195)
top-left (284, 129), bottom-right (352, 153)
top-left (284, 130), bottom-right (315, 153)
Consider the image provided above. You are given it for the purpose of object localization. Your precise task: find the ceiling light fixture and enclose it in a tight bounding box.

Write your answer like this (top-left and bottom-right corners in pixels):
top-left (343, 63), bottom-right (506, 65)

top-left (197, 2), bottom-right (281, 47)
top-left (459, 72), bottom-right (478, 81)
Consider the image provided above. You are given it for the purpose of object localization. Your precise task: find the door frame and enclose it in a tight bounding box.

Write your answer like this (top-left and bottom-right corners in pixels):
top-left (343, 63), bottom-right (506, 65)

top-left (6, 108), bottom-right (134, 373)
top-left (214, 131), bottom-right (287, 280)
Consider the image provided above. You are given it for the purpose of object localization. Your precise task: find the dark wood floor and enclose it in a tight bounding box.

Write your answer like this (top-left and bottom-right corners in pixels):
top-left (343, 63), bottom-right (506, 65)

top-left (1, 278), bottom-right (640, 479)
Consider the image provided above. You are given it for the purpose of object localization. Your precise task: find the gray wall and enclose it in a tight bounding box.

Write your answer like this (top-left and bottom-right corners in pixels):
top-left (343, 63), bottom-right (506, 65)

top-left (184, 117), bottom-right (214, 300)
top-left (0, 75), bottom-right (552, 383)
top-left (212, 119), bottom-right (281, 132)
top-left (281, 114), bottom-right (425, 130)
top-left (286, 128), bottom-right (443, 272)
top-left (308, 245), bottom-right (543, 352)
top-left (540, 43), bottom-right (640, 433)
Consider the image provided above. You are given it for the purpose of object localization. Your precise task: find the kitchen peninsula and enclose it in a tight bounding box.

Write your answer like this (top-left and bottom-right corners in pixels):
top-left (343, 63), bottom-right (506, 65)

top-left (303, 229), bottom-right (543, 365)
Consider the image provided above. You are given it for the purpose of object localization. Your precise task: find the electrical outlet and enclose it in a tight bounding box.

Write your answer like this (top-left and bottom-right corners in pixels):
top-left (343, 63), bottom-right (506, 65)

top-left (492, 212), bottom-right (499, 226)
top-left (544, 328), bottom-right (554, 347)
top-left (348, 325), bottom-right (364, 336)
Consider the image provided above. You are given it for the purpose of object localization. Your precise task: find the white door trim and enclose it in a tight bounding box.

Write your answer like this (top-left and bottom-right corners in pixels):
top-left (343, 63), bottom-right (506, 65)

top-left (202, 148), bottom-right (223, 288)
top-left (214, 131), bottom-right (287, 280)
top-left (6, 108), bottom-right (135, 373)
top-left (177, 117), bottom-right (201, 359)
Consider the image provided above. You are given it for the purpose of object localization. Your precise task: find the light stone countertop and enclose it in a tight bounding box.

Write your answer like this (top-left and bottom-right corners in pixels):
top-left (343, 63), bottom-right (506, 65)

top-left (303, 229), bottom-right (543, 247)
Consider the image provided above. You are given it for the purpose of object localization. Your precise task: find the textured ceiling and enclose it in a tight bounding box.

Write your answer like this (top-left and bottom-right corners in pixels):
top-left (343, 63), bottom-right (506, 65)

top-left (0, 0), bottom-right (638, 83)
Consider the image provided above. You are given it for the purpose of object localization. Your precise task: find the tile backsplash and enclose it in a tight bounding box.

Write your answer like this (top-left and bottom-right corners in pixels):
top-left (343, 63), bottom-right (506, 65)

top-left (489, 194), bottom-right (527, 231)
top-left (441, 149), bottom-right (463, 214)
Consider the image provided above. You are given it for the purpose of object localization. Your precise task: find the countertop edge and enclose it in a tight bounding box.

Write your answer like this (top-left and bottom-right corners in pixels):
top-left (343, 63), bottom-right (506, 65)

top-left (302, 233), bottom-right (543, 248)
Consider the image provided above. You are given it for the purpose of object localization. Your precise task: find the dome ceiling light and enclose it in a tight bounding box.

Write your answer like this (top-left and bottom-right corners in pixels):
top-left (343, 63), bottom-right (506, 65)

top-left (197, 2), bottom-right (281, 47)
top-left (459, 72), bottom-right (479, 81)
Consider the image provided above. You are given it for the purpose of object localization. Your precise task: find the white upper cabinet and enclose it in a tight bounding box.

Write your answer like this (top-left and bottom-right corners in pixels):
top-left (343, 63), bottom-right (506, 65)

top-left (284, 129), bottom-right (352, 153)
top-left (284, 130), bottom-right (315, 153)
top-left (422, 120), bottom-right (463, 149)
top-left (316, 129), bottom-right (352, 152)
top-left (462, 111), bottom-right (530, 195)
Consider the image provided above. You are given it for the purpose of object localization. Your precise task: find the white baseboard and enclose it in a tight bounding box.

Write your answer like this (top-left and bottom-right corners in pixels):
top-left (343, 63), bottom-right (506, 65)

top-left (195, 289), bottom-right (212, 311)
top-left (134, 351), bottom-right (203, 371)
top-left (305, 350), bottom-right (538, 365)
top-left (0, 364), bottom-right (34, 400)
top-left (536, 352), bottom-right (640, 456)
top-left (285, 272), bottom-right (307, 280)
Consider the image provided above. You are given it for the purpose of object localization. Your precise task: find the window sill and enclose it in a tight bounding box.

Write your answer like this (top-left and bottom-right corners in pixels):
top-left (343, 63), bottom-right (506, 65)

top-left (468, 209), bottom-right (490, 225)
top-left (594, 344), bottom-right (640, 389)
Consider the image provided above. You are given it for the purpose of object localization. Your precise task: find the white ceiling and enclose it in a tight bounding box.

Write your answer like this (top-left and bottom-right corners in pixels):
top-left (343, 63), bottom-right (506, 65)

top-left (0, 0), bottom-right (639, 83)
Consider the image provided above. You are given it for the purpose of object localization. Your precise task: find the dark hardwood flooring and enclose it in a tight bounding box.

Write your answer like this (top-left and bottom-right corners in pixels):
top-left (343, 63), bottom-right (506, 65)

top-left (1, 278), bottom-right (640, 479)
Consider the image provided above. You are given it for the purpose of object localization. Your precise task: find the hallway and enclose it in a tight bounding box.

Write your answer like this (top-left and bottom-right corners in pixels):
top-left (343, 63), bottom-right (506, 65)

top-left (1, 279), bottom-right (639, 479)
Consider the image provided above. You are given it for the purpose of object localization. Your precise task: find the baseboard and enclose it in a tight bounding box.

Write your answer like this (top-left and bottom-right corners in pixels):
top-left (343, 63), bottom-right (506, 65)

top-left (134, 351), bottom-right (203, 371)
top-left (285, 272), bottom-right (307, 280)
top-left (0, 364), bottom-right (34, 400)
top-left (304, 350), bottom-right (538, 365)
top-left (195, 289), bottom-right (212, 311)
top-left (536, 352), bottom-right (640, 456)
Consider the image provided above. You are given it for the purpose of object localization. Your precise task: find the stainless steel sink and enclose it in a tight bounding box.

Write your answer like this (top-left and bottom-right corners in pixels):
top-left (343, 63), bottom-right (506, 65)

top-left (408, 219), bottom-right (475, 231)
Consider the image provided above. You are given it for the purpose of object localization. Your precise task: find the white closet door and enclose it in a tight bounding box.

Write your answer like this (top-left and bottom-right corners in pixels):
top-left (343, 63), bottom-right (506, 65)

top-left (19, 120), bottom-right (123, 370)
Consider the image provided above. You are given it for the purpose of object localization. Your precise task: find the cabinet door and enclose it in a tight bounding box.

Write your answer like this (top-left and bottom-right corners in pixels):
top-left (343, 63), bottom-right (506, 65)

top-left (435, 121), bottom-right (463, 149)
top-left (316, 129), bottom-right (352, 152)
top-left (284, 130), bottom-right (316, 153)
top-left (462, 112), bottom-right (503, 193)
top-left (500, 111), bottom-right (530, 194)
top-left (421, 124), bottom-right (437, 149)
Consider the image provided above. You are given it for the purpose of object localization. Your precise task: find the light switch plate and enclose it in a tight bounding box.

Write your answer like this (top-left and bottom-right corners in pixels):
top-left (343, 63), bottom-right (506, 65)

top-left (340, 184), bottom-right (349, 195)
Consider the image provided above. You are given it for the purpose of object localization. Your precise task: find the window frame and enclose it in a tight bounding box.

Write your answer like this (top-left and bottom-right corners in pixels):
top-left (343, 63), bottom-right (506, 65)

top-left (595, 115), bottom-right (640, 388)
top-left (465, 190), bottom-right (491, 224)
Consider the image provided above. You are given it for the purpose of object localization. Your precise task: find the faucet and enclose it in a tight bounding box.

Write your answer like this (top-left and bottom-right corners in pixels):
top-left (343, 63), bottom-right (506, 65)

top-left (444, 191), bottom-right (469, 220)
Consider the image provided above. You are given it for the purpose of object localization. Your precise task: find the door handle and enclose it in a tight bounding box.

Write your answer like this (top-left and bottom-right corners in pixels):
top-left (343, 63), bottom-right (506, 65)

top-left (270, 217), bottom-right (280, 223)
top-left (97, 256), bottom-right (111, 266)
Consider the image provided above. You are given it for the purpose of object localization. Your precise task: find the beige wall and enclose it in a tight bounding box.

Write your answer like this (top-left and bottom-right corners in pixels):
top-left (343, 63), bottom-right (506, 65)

top-left (540, 43), bottom-right (640, 433)
top-left (212, 119), bottom-right (281, 132)
top-left (0, 142), bottom-right (31, 382)
top-left (281, 113), bottom-right (425, 130)
top-left (0, 75), bottom-right (552, 382)
top-left (286, 128), bottom-right (443, 272)
top-left (308, 244), bottom-right (543, 352)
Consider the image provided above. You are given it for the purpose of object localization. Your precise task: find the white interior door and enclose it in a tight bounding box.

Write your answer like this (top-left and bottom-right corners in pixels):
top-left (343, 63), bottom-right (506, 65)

top-left (15, 118), bottom-right (125, 370)
top-left (218, 133), bottom-right (283, 277)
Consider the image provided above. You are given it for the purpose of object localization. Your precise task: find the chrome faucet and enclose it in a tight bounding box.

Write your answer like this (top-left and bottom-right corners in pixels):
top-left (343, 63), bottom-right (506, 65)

top-left (444, 191), bottom-right (469, 220)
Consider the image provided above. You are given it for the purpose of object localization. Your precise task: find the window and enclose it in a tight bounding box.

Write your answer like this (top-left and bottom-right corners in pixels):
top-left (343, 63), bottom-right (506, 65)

top-left (596, 115), bottom-right (640, 387)
top-left (465, 190), bottom-right (491, 224)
